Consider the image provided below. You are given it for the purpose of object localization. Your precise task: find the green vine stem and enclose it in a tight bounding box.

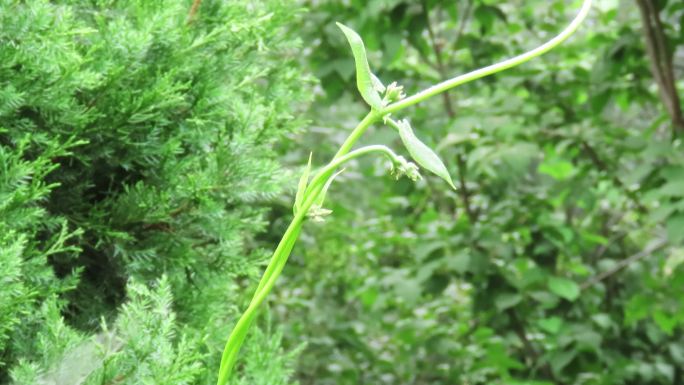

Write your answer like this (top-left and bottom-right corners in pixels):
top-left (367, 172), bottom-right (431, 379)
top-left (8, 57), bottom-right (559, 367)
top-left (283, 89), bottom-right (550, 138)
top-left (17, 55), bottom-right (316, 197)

top-left (216, 113), bottom-right (378, 385)
top-left (384, 0), bottom-right (593, 114)
top-left (216, 1), bottom-right (592, 383)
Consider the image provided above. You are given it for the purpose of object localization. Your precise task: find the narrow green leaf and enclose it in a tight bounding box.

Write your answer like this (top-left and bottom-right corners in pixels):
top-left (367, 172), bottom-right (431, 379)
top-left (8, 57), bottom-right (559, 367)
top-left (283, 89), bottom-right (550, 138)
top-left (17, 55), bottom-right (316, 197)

top-left (315, 168), bottom-right (345, 207)
top-left (294, 153), bottom-right (312, 214)
top-left (371, 73), bottom-right (385, 93)
top-left (548, 277), bottom-right (580, 301)
top-left (336, 22), bottom-right (384, 110)
top-left (395, 119), bottom-right (456, 189)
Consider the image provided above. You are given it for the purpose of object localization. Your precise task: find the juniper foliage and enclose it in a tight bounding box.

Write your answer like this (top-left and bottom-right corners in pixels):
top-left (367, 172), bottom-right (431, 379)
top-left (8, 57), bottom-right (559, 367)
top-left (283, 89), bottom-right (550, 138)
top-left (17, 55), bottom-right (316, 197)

top-left (0, 0), bottom-right (310, 383)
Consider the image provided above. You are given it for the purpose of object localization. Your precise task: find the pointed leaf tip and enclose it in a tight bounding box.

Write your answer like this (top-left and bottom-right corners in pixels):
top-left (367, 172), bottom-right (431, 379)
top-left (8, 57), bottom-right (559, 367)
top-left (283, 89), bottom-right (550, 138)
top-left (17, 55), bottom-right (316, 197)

top-left (395, 119), bottom-right (456, 190)
top-left (315, 168), bottom-right (345, 207)
top-left (294, 153), bottom-right (313, 214)
top-left (336, 22), bottom-right (384, 110)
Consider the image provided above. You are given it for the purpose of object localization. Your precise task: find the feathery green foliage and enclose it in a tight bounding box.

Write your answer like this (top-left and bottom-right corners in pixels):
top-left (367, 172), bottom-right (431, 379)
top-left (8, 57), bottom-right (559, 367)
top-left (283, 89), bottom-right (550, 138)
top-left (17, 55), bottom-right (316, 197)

top-left (1, 0), bottom-right (309, 383)
top-left (4, 1), bottom-right (684, 384)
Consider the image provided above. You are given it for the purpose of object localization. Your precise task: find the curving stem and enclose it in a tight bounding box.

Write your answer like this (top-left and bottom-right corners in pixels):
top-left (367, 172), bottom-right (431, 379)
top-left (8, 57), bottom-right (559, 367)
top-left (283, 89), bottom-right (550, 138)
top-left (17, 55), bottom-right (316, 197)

top-left (383, 0), bottom-right (593, 115)
top-left (216, 1), bottom-right (592, 383)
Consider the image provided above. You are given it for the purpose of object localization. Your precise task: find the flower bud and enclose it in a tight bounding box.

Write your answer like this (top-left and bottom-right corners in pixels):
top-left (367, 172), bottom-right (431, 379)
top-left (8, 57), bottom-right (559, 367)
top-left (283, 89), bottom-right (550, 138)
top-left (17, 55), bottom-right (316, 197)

top-left (383, 81), bottom-right (405, 104)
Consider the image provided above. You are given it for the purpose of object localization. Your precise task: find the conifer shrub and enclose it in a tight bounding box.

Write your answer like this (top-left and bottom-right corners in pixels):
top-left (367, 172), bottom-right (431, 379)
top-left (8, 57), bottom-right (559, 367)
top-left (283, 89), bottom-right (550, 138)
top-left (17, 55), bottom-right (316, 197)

top-left (1, 0), bottom-right (309, 383)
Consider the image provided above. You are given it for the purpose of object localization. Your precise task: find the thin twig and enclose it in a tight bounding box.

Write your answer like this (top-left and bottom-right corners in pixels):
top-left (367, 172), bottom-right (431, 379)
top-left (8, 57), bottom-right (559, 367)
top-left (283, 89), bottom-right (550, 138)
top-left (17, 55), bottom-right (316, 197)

top-left (508, 308), bottom-right (557, 381)
top-left (453, 0), bottom-right (474, 50)
top-left (635, 0), bottom-right (684, 136)
top-left (580, 238), bottom-right (668, 290)
top-left (579, 140), bottom-right (647, 214)
top-left (187, 0), bottom-right (202, 24)
top-left (421, 0), bottom-right (477, 222)
top-left (422, 0), bottom-right (455, 116)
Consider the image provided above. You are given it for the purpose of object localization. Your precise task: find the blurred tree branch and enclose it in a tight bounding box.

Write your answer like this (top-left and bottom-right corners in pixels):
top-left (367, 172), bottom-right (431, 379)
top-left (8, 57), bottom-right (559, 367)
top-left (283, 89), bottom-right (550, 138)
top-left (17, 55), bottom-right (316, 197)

top-left (635, 0), bottom-right (684, 136)
top-left (421, 0), bottom-right (478, 222)
top-left (580, 238), bottom-right (668, 290)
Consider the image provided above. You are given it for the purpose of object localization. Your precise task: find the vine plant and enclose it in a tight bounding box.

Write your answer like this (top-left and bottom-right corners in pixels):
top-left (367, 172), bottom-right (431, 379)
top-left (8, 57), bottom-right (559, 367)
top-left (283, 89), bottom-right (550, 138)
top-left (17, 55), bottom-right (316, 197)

top-left (217, 1), bottom-right (592, 383)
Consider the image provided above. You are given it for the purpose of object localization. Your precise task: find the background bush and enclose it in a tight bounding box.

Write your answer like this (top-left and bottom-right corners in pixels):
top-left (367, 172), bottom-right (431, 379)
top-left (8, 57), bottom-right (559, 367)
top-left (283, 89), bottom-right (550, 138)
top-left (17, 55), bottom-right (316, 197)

top-left (1, 0), bottom-right (309, 383)
top-left (273, 1), bottom-right (684, 384)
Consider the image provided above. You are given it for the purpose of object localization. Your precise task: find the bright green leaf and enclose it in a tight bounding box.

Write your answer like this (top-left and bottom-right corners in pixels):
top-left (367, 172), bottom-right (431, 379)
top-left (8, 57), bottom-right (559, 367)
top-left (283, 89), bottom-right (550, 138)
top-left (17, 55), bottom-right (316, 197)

top-left (625, 294), bottom-right (652, 325)
top-left (370, 73), bottom-right (385, 93)
top-left (336, 22), bottom-right (384, 110)
top-left (548, 277), bottom-right (580, 301)
top-left (395, 119), bottom-right (456, 189)
top-left (294, 153), bottom-right (312, 214)
top-left (315, 168), bottom-right (345, 207)
top-left (653, 309), bottom-right (677, 335)
top-left (538, 158), bottom-right (575, 180)
top-left (538, 316), bottom-right (563, 334)
top-left (580, 231), bottom-right (609, 245)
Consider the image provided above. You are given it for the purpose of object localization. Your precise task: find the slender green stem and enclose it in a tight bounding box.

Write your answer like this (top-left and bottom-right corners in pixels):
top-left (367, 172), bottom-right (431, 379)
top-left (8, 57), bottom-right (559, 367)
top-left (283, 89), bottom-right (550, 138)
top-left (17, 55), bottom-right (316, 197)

top-left (218, 138), bottom-right (398, 385)
top-left (251, 112), bottom-right (378, 298)
top-left (334, 111), bottom-right (379, 158)
top-left (304, 144), bottom-right (402, 197)
top-left (216, 218), bottom-right (304, 385)
top-left (383, 0), bottom-right (593, 115)
top-left (216, 113), bottom-right (379, 385)
top-left (217, 0), bottom-right (593, 382)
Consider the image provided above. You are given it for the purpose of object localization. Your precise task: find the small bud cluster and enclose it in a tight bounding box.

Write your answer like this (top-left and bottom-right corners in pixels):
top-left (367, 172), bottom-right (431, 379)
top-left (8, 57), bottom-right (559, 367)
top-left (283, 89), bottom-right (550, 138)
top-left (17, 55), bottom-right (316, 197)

top-left (382, 81), bottom-right (406, 105)
top-left (306, 206), bottom-right (333, 223)
top-left (391, 155), bottom-right (422, 181)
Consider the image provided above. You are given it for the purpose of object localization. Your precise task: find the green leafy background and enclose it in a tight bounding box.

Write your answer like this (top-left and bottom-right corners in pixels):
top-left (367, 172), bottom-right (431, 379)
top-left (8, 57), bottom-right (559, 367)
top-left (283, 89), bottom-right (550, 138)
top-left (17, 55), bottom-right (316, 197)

top-left (2, 0), bottom-right (684, 384)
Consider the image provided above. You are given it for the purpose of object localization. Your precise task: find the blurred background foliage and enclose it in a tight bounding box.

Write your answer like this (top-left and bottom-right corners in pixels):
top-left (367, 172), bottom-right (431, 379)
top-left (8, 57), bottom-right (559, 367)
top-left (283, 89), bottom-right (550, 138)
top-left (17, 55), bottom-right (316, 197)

top-left (1, 0), bottom-right (684, 384)
top-left (271, 0), bottom-right (684, 384)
